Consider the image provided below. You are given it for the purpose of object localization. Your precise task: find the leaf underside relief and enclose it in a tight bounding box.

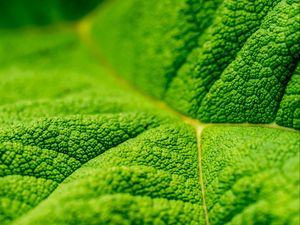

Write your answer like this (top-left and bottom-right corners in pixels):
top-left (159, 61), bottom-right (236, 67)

top-left (0, 0), bottom-right (299, 225)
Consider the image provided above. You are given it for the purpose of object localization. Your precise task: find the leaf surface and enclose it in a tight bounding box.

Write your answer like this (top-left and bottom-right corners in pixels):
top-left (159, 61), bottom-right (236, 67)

top-left (0, 0), bottom-right (299, 225)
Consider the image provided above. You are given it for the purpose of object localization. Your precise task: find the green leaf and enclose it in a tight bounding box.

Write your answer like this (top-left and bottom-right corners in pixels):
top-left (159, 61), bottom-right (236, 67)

top-left (201, 126), bottom-right (299, 224)
top-left (92, 0), bottom-right (300, 127)
top-left (0, 0), bottom-right (299, 225)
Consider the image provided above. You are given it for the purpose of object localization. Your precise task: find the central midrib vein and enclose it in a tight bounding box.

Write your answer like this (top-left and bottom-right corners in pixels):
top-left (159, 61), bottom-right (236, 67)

top-left (75, 18), bottom-right (298, 132)
top-left (76, 8), bottom-right (299, 225)
top-left (196, 124), bottom-right (210, 225)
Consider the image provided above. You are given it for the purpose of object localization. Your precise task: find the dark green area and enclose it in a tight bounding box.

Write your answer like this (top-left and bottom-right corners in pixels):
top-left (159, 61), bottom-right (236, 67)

top-left (0, 0), bottom-right (103, 28)
top-left (276, 63), bottom-right (300, 129)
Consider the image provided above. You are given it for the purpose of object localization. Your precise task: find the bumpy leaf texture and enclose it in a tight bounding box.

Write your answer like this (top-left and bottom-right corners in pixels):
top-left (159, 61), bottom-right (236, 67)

top-left (0, 0), bottom-right (299, 225)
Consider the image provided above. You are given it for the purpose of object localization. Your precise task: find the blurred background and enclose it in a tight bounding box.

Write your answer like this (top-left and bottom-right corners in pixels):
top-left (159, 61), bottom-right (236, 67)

top-left (0, 0), bottom-right (105, 28)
